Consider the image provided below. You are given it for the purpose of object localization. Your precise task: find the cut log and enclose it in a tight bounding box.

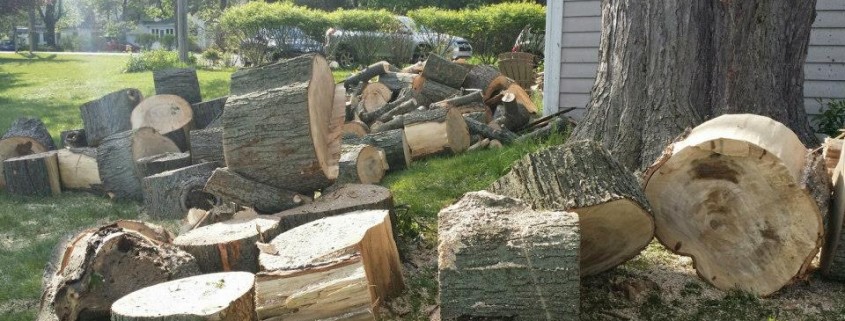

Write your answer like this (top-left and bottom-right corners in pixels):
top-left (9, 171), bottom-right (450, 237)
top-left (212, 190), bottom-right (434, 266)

top-left (504, 83), bottom-right (538, 115)
top-left (422, 54), bottom-right (470, 88)
top-left (824, 137), bottom-right (843, 179)
top-left (191, 96), bottom-right (228, 130)
top-left (643, 114), bottom-right (825, 296)
top-left (273, 183), bottom-right (394, 232)
top-left (80, 88), bottom-right (144, 146)
top-left (464, 117), bottom-right (518, 144)
top-left (223, 54), bottom-right (342, 194)
top-left (57, 148), bottom-right (102, 191)
top-left (3, 151), bottom-right (60, 196)
top-left (361, 89), bottom-right (416, 124)
top-left (230, 53), bottom-right (333, 96)
top-left (111, 272), bottom-right (257, 321)
top-left (136, 152), bottom-right (192, 178)
top-left (256, 210), bottom-right (404, 321)
top-left (97, 128), bottom-right (181, 200)
top-left (343, 61), bottom-right (393, 89)
top-left (439, 191), bottom-right (579, 320)
top-left (3, 117), bottom-right (57, 151)
top-left (360, 82), bottom-right (393, 113)
top-left (348, 129), bottom-right (411, 171)
top-left (371, 115), bottom-right (405, 133)
top-left (430, 90), bottom-right (483, 109)
top-left (153, 68), bottom-right (202, 104)
top-left (404, 108), bottom-right (470, 160)
top-left (402, 61), bottom-right (424, 74)
top-left (489, 140), bottom-right (655, 276)
top-left (189, 127), bottom-right (224, 166)
top-left (378, 72), bottom-right (417, 94)
top-left (0, 137), bottom-right (48, 188)
top-left (204, 167), bottom-right (310, 214)
top-left (142, 162), bottom-right (220, 219)
top-left (337, 144), bottom-right (387, 184)
top-left (131, 94), bottom-right (194, 151)
top-left (342, 120), bottom-right (369, 138)
top-left (60, 129), bottom-right (87, 148)
top-left (462, 65), bottom-right (510, 101)
top-left (414, 77), bottom-right (460, 107)
top-left (822, 142), bottom-right (845, 281)
top-left (499, 91), bottom-right (531, 130)
top-left (174, 216), bottom-right (280, 273)
top-left (463, 111), bottom-right (491, 125)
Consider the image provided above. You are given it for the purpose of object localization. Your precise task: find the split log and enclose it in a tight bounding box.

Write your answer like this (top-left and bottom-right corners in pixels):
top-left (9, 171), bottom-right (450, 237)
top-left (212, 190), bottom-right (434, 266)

top-left (153, 68), bottom-right (202, 104)
top-left (142, 162), bottom-right (220, 219)
top-left (643, 114), bottom-right (825, 296)
top-left (273, 183), bottom-right (394, 232)
top-left (498, 91), bottom-right (531, 130)
top-left (439, 191), bottom-right (579, 320)
top-left (360, 82), bottom-right (394, 113)
top-left (379, 72), bottom-right (417, 93)
top-left (462, 65), bottom-right (510, 100)
top-left (189, 127), bottom-right (224, 166)
top-left (822, 143), bottom-right (845, 281)
top-left (421, 54), bottom-right (470, 88)
top-left (348, 129), bottom-right (411, 171)
top-left (256, 210), bottom-right (404, 321)
top-left (136, 152), bottom-right (192, 178)
top-left (111, 272), bottom-right (257, 321)
top-left (343, 61), bottom-right (393, 89)
top-left (60, 129), bottom-right (86, 148)
top-left (80, 88), bottom-right (143, 146)
top-left (3, 117), bottom-right (56, 151)
top-left (463, 117), bottom-right (517, 145)
top-left (57, 148), bottom-right (102, 191)
top-left (223, 54), bottom-right (342, 194)
top-left (414, 77), bottom-right (460, 107)
top-left (489, 140), bottom-right (655, 276)
top-left (97, 128), bottom-right (181, 200)
top-left (192, 96), bottom-right (228, 130)
top-left (342, 120), bottom-right (369, 138)
top-left (0, 137), bottom-right (48, 188)
top-left (430, 90), bottom-right (483, 109)
top-left (174, 216), bottom-right (280, 273)
top-left (404, 108), bottom-right (470, 160)
top-left (231, 53), bottom-right (334, 96)
top-left (337, 144), bottom-right (387, 184)
top-left (3, 151), bottom-right (60, 196)
top-left (204, 167), bottom-right (310, 213)
top-left (824, 137), bottom-right (843, 178)
top-left (131, 94), bottom-right (194, 151)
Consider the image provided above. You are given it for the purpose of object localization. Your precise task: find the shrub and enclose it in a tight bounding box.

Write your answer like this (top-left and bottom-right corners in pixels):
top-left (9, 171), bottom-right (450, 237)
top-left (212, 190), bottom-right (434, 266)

top-left (814, 99), bottom-right (845, 136)
top-left (137, 34), bottom-right (157, 50)
top-left (160, 34), bottom-right (176, 50)
top-left (124, 50), bottom-right (195, 73)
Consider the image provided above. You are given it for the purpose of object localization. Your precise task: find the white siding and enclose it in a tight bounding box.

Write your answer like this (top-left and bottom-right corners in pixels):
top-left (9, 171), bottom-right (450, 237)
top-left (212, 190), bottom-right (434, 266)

top-left (551, 0), bottom-right (601, 117)
top-left (806, 4), bottom-right (845, 119)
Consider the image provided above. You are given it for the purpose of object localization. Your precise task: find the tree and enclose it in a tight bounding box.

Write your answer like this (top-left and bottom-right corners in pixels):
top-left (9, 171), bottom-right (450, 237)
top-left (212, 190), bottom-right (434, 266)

top-left (38, 0), bottom-right (65, 47)
top-left (569, 0), bottom-right (818, 172)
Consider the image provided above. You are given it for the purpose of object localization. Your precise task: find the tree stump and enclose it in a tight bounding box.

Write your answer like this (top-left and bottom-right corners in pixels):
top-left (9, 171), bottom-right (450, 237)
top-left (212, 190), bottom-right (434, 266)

top-left (256, 210), bottom-right (403, 321)
top-left (57, 148), bottom-right (102, 191)
top-left (489, 140), bottom-right (654, 276)
top-left (192, 96), bottom-right (228, 129)
top-left (0, 117), bottom-right (56, 188)
top-left (153, 68), bottom-right (202, 104)
top-left (3, 117), bottom-right (56, 151)
top-left (136, 152), bottom-right (192, 178)
top-left (403, 108), bottom-right (470, 160)
top-left (462, 65), bottom-right (510, 101)
top-left (439, 191), bottom-right (580, 320)
top-left (273, 183), bottom-right (394, 232)
top-left (60, 129), bottom-right (87, 148)
top-left (131, 94), bottom-right (194, 151)
top-left (142, 162), bottom-right (220, 219)
top-left (204, 167), bottom-right (310, 214)
top-left (413, 77), bottom-right (460, 107)
top-left (79, 88), bottom-right (143, 146)
top-left (422, 54), bottom-right (469, 88)
top-left (643, 114), bottom-right (825, 296)
top-left (174, 216), bottom-right (280, 273)
top-left (111, 272), bottom-right (257, 321)
top-left (3, 151), bottom-right (61, 196)
top-left (97, 128), bottom-right (181, 200)
top-left (189, 127), bottom-right (224, 166)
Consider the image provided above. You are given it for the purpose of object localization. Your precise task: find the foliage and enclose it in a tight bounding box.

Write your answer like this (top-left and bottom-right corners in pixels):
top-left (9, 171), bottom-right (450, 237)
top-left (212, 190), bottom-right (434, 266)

top-left (814, 99), bottom-right (845, 137)
top-left (124, 49), bottom-right (195, 72)
top-left (136, 33), bottom-right (157, 50)
top-left (201, 46), bottom-right (222, 65)
top-left (159, 34), bottom-right (176, 50)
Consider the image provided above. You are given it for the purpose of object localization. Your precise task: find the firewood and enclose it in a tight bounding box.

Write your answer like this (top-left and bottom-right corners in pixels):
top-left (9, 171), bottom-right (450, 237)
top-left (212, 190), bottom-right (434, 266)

top-left (463, 117), bottom-right (518, 144)
top-left (822, 142), bottom-right (845, 281)
top-left (515, 117), bottom-right (567, 143)
top-left (343, 61), bottom-right (393, 89)
top-left (360, 82), bottom-right (393, 113)
top-left (824, 137), bottom-right (843, 178)
top-left (153, 68), bottom-right (202, 104)
top-left (488, 139), bottom-right (503, 149)
top-left (361, 89), bottom-right (416, 124)
top-left (353, 129), bottom-right (411, 171)
top-left (136, 152), bottom-right (192, 178)
top-left (142, 163), bottom-right (220, 219)
top-left (189, 127), bottom-right (224, 166)
top-left (371, 115), bottom-right (404, 133)
top-left (499, 91), bottom-right (531, 130)
top-left (80, 88), bottom-right (143, 146)
top-left (505, 82), bottom-right (538, 114)
top-left (342, 120), bottom-right (369, 138)
top-left (0, 119), bottom-right (54, 188)
top-left (439, 191), bottom-right (579, 320)
top-left (489, 140), bottom-right (655, 276)
top-left (131, 94), bottom-right (194, 151)
top-left (379, 72), bottom-right (417, 94)
top-left (60, 129), bottom-right (86, 148)
top-left (455, 102), bottom-right (492, 121)
top-left (414, 77), bottom-right (460, 107)
top-left (430, 90), bottom-right (483, 109)
top-left (173, 216), bottom-right (281, 273)
top-left (467, 138), bottom-right (490, 151)
top-left (97, 128), bottom-right (181, 200)
top-left (463, 111), bottom-right (491, 125)
top-left (402, 61), bottom-right (424, 74)
top-left (57, 148), bottom-right (102, 191)
top-left (422, 54), bottom-right (470, 88)
top-left (462, 65), bottom-right (510, 101)
top-left (3, 117), bottom-right (56, 151)
top-left (3, 151), bottom-right (60, 196)
top-left (230, 54), bottom-right (332, 96)
top-left (337, 144), bottom-right (387, 184)
top-left (403, 108), bottom-right (470, 160)
top-left (273, 183), bottom-right (394, 232)
top-left (191, 96), bottom-right (228, 129)
top-left (643, 114), bottom-right (826, 296)
top-left (256, 210), bottom-right (404, 321)
top-left (204, 167), bottom-right (310, 213)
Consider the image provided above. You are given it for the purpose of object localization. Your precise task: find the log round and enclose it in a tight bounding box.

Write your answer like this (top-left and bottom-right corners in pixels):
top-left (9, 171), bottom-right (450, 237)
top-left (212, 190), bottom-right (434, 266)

top-left (643, 114), bottom-right (824, 296)
top-left (342, 121), bottom-right (369, 138)
top-left (0, 136), bottom-right (48, 188)
top-left (422, 54), bottom-right (469, 89)
top-left (97, 128), bottom-right (181, 200)
top-left (174, 216), bottom-right (280, 273)
top-left (57, 148), bottom-right (102, 191)
top-left (360, 82), bottom-right (393, 112)
top-left (3, 151), bottom-right (61, 196)
top-left (403, 108), bottom-right (470, 160)
top-left (204, 167), bottom-right (310, 214)
top-left (131, 94), bottom-right (194, 151)
top-left (2, 117), bottom-right (56, 151)
top-left (79, 88), bottom-right (143, 146)
top-left (337, 144), bottom-right (387, 184)
top-left (414, 78), bottom-right (460, 107)
top-left (142, 162), bottom-right (220, 219)
top-left (357, 129), bottom-right (411, 171)
top-left (111, 272), bottom-right (257, 321)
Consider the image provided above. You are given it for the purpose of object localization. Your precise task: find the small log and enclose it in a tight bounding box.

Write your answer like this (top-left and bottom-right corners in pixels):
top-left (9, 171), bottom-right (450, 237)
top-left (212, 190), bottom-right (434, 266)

top-left (97, 128), bottom-right (181, 200)
top-left (230, 54), bottom-right (331, 96)
top-left (430, 90), bottom-right (483, 110)
top-left (376, 94), bottom-right (419, 123)
top-left (467, 138), bottom-right (490, 151)
top-left (439, 191), bottom-right (580, 320)
top-left (131, 94), bottom-right (194, 151)
top-left (463, 111), bottom-right (491, 125)
top-left (191, 96), bottom-right (228, 130)
top-left (404, 108), bottom-right (470, 159)
top-left (57, 148), bottom-right (102, 191)
top-left (414, 77), bottom-right (460, 107)
top-left (153, 68), bottom-right (202, 104)
top-left (3, 151), bottom-right (60, 196)
top-left (142, 162), bottom-right (221, 220)
top-left (499, 91), bottom-right (531, 130)
top-left (342, 120), bottom-right (369, 138)
top-left (515, 117), bottom-right (567, 143)
top-left (136, 152), bottom-right (192, 178)
top-left (360, 82), bottom-right (393, 113)
top-left (256, 210), bottom-right (404, 321)
top-left (189, 127), bottom-right (224, 166)
top-left (174, 217), bottom-right (280, 273)
top-left (379, 72), bottom-right (417, 93)
top-left (337, 144), bottom-right (387, 184)
top-left (505, 82), bottom-right (538, 114)
top-left (0, 137), bottom-right (48, 188)
top-left (464, 117), bottom-right (518, 144)
top-left (422, 54), bottom-right (470, 88)
top-left (204, 167), bottom-right (310, 214)
top-left (361, 89), bottom-right (416, 124)
top-left (80, 88), bottom-right (144, 146)
top-left (110, 272), bottom-right (257, 321)
top-left (349, 129), bottom-right (411, 171)
top-left (3, 117), bottom-right (56, 151)
top-left (343, 61), bottom-right (393, 89)
top-left (462, 65), bottom-right (511, 100)
top-left (60, 129), bottom-right (87, 148)
top-left (273, 183), bottom-right (393, 232)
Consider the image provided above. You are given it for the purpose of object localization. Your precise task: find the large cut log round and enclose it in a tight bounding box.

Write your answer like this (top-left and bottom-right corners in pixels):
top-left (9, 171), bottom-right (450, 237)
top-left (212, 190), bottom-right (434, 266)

top-left (153, 68), bottom-right (202, 104)
top-left (142, 163), bottom-right (220, 219)
top-left (57, 148), bottom-right (102, 191)
top-left (488, 140), bottom-right (654, 276)
top-left (222, 54), bottom-right (342, 194)
top-left (3, 151), bottom-right (60, 196)
top-left (230, 53), bottom-right (332, 96)
top-left (111, 272), bottom-right (257, 321)
top-left (337, 144), bottom-right (387, 184)
top-left (174, 216), bottom-right (280, 273)
top-left (131, 94), bottom-right (194, 151)
top-left (403, 108), bottom-right (470, 160)
top-left (204, 167), bottom-right (310, 213)
top-left (422, 54), bottom-right (469, 88)
top-left (643, 114), bottom-right (825, 296)
top-left (97, 128), bottom-right (181, 200)
top-left (0, 137), bottom-right (48, 188)
top-left (274, 183), bottom-right (393, 232)
top-left (2, 117), bottom-right (56, 151)
top-left (80, 88), bottom-right (143, 146)
top-left (360, 82), bottom-right (393, 113)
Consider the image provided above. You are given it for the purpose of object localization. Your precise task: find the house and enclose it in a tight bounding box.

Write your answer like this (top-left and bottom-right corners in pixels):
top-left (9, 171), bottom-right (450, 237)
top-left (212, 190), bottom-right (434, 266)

top-left (126, 17), bottom-right (212, 50)
top-left (543, 0), bottom-right (845, 120)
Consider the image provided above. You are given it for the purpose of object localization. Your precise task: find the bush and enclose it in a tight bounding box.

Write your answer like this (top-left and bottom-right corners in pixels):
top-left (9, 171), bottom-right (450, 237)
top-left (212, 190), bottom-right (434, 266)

top-left (814, 99), bottom-right (845, 136)
top-left (160, 34), bottom-right (176, 50)
top-left (124, 50), bottom-right (195, 73)
top-left (201, 47), bottom-right (223, 66)
top-left (137, 34), bottom-right (157, 50)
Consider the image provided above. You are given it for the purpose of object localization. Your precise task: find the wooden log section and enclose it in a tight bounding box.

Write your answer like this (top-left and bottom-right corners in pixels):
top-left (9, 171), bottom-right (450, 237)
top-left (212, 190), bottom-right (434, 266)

top-left (223, 54), bottom-right (341, 194)
top-left (256, 210), bottom-right (404, 321)
top-left (143, 163), bottom-right (221, 220)
top-left (273, 183), bottom-right (394, 232)
top-left (361, 89), bottom-right (416, 124)
top-left (3, 151), bottom-right (60, 196)
top-left (231, 53), bottom-right (334, 96)
top-left (136, 152), bottom-right (192, 178)
top-left (80, 88), bottom-right (143, 146)
top-left (499, 91), bottom-right (531, 130)
top-left (464, 117), bottom-right (518, 144)
top-left (204, 167), bottom-right (310, 214)
top-left (131, 94), bottom-right (194, 151)
top-left (489, 140), bottom-right (655, 276)
top-left (360, 82), bottom-right (394, 113)
top-left (430, 90), bottom-right (483, 110)
top-left (153, 68), bottom-right (202, 104)
top-left (824, 137), bottom-right (843, 179)
top-left (174, 216), bottom-right (281, 273)
top-left (379, 72), bottom-right (417, 94)
top-left (60, 129), bottom-right (87, 148)
top-left (97, 128), bottom-right (181, 200)
top-left (57, 148), bottom-right (102, 191)
top-left (404, 108), bottom-right (470, 160)
top-left (342, 120), bottom-right (369, 138)
top-left (505, 83), bottom-right (538, 115)
top-left (515, 117), bottom-right (568, 143)
top-left (462, 65), bottom-right (511, 101)
top-left (349, 129), bottom-right (411, 172)
top-left (0, 137), bottom-right (48, 188)
top-left (643, 114), bottom-right (825, 296)
top-left (190, 127), bottom-right (224, 166)
top-left (343, 61), bottom-right (393, 89)
top-left (337, 144), bottom-right (387, 184)
top-left (439, 191), bottom-right (580, 320)
top-left (456, 102), bottom-right (492, 122)
top-left (111, 272), bottom-right (257, 321)
top-left (414, 77), bottom-right (460, 107)
top-left (822, 143), bottom-right (845, 281)
top-left (3, 117), bottom-right (56, 151)
top-left (422, 54), bottom-right (470, 88)
top-left (192, 96), bottom-right (228, 129)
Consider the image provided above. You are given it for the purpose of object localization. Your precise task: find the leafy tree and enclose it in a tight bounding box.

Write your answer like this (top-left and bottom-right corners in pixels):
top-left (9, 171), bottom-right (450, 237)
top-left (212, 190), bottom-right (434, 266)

top-left (39, 0), bottom-right (65, 47)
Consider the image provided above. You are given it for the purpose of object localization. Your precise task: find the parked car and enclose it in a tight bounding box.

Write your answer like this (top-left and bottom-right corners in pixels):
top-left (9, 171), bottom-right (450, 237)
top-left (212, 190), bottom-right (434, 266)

top-left (325, 16), bottom-right (472, 68)
top-left (102, 38), bottom-right (140, 52)
top-left (0, 40), bottom-right (15, 51)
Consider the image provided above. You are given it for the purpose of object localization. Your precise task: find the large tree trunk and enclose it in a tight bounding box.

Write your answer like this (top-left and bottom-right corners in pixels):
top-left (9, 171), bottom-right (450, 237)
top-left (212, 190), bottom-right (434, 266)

top-left (570, 0), bottom-right (818, 172)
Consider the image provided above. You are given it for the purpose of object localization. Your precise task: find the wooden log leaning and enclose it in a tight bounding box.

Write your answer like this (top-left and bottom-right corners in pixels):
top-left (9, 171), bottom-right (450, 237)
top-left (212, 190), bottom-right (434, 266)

top-left (60, 129), bottom-right (87, 148)
top-left (403, 108), bottom-right (470, 160)
top-left (80, 88), bottom-right (143, 146)
top-left (361, 89), bottom-right (416, 124)
top-left (337, 144), bottom-right (387, 185)
top-left (489, 140), bottom-right (655, 277)
top-left (110, 272), bottom-right (257, 321)
top-left (173, 217), bottom-right (280, 273)
top-left (153, 68), bottom-right (202, 104)
top-left (57, 148), bottom-right (102, 191)
top-left (204, 167), bottom-right (310, 214)
top-left (273, 183), bottom-right (394, 232)
top-left (421, 54), bottom-right (470, 88)
top-left (189, 127), bottom-right (224, 166)
top-left (142, 162), bottom-right (221, 220)
top-left (439, 191), bottom-right (580, 320)
top-left (131, 94), bottom-right (194, 151)
top-left (3, 151), bottom-right (60, 196)
top-left (191, 96), bottom-right (228, 130)
top-left (3, 117), bottom-right (56, 151)
top-left (343, 61), bottom-right (393, 89)
top-left (136, 152), bottom-right (192, 178)
top-left (97, 128), bottom-right (181, 200)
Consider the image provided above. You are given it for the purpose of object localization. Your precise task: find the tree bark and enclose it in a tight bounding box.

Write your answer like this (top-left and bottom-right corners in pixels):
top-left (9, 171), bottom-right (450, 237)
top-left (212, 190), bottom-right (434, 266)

top-left (337, 144), bottom-right (387, 184)
top-left (430, 90), bottom-right (483, 110)
top-left (173, 217), bottom-right (280, 273)
top-left (3, 151), bottom-right (60, 196)
top-left (60, 129), bottom-right (86, 148)
top-left (348, 129), bottom-right (411, 171)
top-left (80, 88), bottom-right (143, 146)
top-left (56, 148), bottom-right (102, 192)
top-left (3, 117), bottom-right (56, 151)
top-left (464, 117), bottom-right (518, 144)
top-left (570, 0), bottom-right (819, 172)
top-left (342, 120), bottom-right (369, 138)
top-left (96, 128), bottom-right (181, 200)
top-left (191, 96), bottom-right (228, 130)
top-left (359, 82), bottom-right (393, 113)
top-left (342, 61), bottom-right (393, 89)
top-left (273, 183), bottom-right (394, 232)
top-left (378, 72), bottom-right (417, 94)
top-left (142, 162), bottom-right (220, 220)
top-left (131, 94), bottom-right (194, 151)
top-left (204, 167), bottom-right (310, 214)
top-left (823, 142), bottom-right (845, 281)
top-left (230, 53), bottom-right (331, 96)
top-left (462, 65), bottom-right (510, 101)
top-left (0, 136), bottom-right (49, 189)
top-left (136, 152), bottom-right (192, 178)
top-left (189, 127), bottom-right (224, 166)
top-left (422, 54), bottom-right (470, 89)
top-left (413, 77), bottom-right (460, 107)
top-left (154, 68), bottom-right (202, 104)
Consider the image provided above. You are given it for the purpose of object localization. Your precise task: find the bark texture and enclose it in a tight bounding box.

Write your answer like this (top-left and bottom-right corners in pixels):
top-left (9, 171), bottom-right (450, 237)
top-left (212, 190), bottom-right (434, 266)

top-left (273, 183), bottom-right (394, 233)
top-left (142, 162), bottom-right (220, 220)
top-left (422, 54), bottom-right (469, 89)
top-left (350, 129), bottom-right (411, 171)
top-left (136, 152), bottom-right (192, 178)
top-left (414, 78), bottom-right (460, 107)
top-left (174, 217), bottom-right (280, 273)
top-left (3, 117), bottom-right (56, 151)
top-left (823, 142), bottom-right (845, 281)
top-left (153, 68), bottom-right (202, 104)
top-left (337, 144), bottom-right (386, 185)
top-left (189, 127), bottom-right (224, 166)
top-left (79, 88), bottom-right (143, 146)
top-left (97, 128), bottom-right (181, 200)
top-left (204, 167), bottom-right (309, 213)
top-left (230, 54), bottom-right (328, 96)
top-left (192, 96), bottom-right (228, 130)
top-left (462, 65), bottom-right (509, 100)
top-left (0, 136), bottom-right (49, 188)
top-left (3, 151), bottom-right (60, 196)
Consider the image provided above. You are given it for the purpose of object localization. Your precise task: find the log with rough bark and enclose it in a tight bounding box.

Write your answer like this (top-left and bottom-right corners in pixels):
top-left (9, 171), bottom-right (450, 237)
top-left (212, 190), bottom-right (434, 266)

top-left (256, 210), bottom-right (403, 321)
top-left (504, 83), bottom-right (538, 115)
top-left (463, 111), bottom-right (491, 125)
top-left (153, 68), bottom-right (202, 104)
top-left (223, 54), bottom-right (342, 194)
top-left (36, 221), bottom-right (200, 321)
top-left (371, 114), bottom-right (405, 133)
top-left (192, 96), bottom-right (228, 130)
top-left (60, 129), bottom-right (86, 148)
top-left (489, 140), bottom-right (654, 276)
top-left (273, 183), bottom-right (394, 232)
top-left (337, 144), bottom-right (387, 184)
top-left (174, 216), bottom-right (280, 273)
top-left (430, 90), bottom-right (483, 110)
top-left (413, 77), bottom-right (460, 107)
top-left (464, 117), bottom-right (518, 144)
top-left (0, 139), bottom-right (48, 189)
top-left (80, 88), bottom-right (144, 146)
top-left (230, 54), bottom-right (334, 96)
top-left (361, 90), bottom-right (416, 124)
top-left (3, 117), bottom-right (56, 151)
top-left (403, 108), bottom-right (470, 160)
top-left (824, 137), bottom-right (843, 179)
top-left (142, 162), bottom-right (220, 219)
top-left (3, 151), bottom-right (60, 196)
top-left (348, 129), bottom-right (411, 171)
top-left (379, 72), bottom-right (417, 93)
top-left (462, 65), bottom-right (510, 101)
top-left (515, 117), bottom-right (567, 143)
top-left (136, 152), bottom-right (192, 178)
top-left (498, 91), bottom-right (531, 130)
top-left (643, 114), bottom-right (826, 296)
top-left (359, 82), bottom-right (394, 113)
top-left (0, 118), bottom-right (56, 188)
top-left (189, 127), bottom-right (224, 166)
top-left (342, 120), bottom-right (369, 138)
top-left (422, 54), bottom-right (470, 88)
top-left (110, 272), bottom-right (257, 321)
top-left (439, 191), bottom-right (580, 320)
top-left (343, 61), bottom-right (393, 89)
top-left (822, 142), bottom-right (845, 281)
top-left (204, 167), bottom-right (310, 214)
top-left (131, 94), bottom-right (194, 151)
top-left (57, 148), bottom-right (102, 191)
top-left (97, 128), bottom-right (181, 200)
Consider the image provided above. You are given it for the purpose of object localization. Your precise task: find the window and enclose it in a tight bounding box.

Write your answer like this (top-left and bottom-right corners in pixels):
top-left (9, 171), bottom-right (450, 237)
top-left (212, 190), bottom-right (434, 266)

top-left (167, 29), bottom-right (174, 35)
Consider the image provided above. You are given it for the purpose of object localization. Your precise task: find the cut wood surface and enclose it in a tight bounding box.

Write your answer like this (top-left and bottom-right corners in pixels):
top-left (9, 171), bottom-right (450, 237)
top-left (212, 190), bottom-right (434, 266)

top-left (342, 120), bottom-right (369, 138)
top-left (439, 191), bottom-right (579, 320)
top-left (3, 151), bottom-right (60, 196)
top-left (131, 94), bottom-right (194, 151)
top-left (97, 128), bottom-right (181, 200)
top-left (204, 167), bottom-right (310, 213)
top-left (343, 61), bottom-right (393, 89)
top-left (462, 65), bottom-right (510, 100)
top-left (353, 129), bottom-right (411, 171)
top-left (273, 183), bottom-right (394, 232)
top-left (256, 210), bottom-right (403, 321)
top-left (111, 272), bottom-right (257, 321)
top-left (142, 162), bottom-right (220, 219)
top-left (60, 129), bottom-right (87, 148)
top-left (174, 216), bottom-right (280, 273)
top-left (3, 117), bottom-right (56, 151)
top-left (153, 68), bottom-right (202, 104)
top-left (189, 127), bottom-right (224, 166)
top-left (643, 114), bottom-right (825, 296)
top-left (360, 82), bottom-right (393, 113)
top-left (0, 137), bottom-right (48, 188)
top-left (824, 137), bottom-right (843, 179)
top-left (230, 53), bottom-right (331, 96)
top-left (403, 108), bottom-right (470, 160)
top-left (421, 54), bottom-right (469, 88)
top-left (79, 88), bottom-right (143, 146)
top-left (823, 142), bottom-right (845, 280)
top-left (499, 91), bottom-right (531, 130)
top-left (414, 77), bottom-right (460, 107)
top-left (337, 144), bottom-right (387, 184)
top-left (361, 90), bottom-right (416, 124)
top-left (192, 96), bottom-right (228, 129)
top-left (136, 151), bottom-right (192, 178)
top-left (504, 82), bottom-right (538, 114)
top-left (57, 148), bottom-right (102, 191)
top-left (489, 140), bottom-right (654, 276)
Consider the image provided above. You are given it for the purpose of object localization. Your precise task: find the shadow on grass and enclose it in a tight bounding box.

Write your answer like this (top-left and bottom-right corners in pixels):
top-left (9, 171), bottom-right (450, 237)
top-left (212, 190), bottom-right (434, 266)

top-left (0, 54), bottom-right (81, 65)
top-left (0, 71), bottom-right (27, 94)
